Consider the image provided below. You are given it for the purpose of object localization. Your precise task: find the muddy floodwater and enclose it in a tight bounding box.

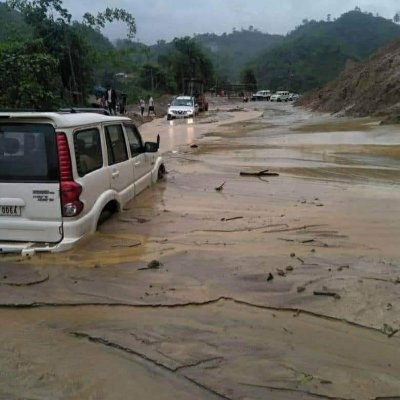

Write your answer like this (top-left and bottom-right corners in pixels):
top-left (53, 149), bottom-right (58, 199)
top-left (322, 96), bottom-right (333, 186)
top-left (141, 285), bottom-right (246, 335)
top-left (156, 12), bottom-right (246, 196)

top-left (1, 100), bottom-right (400, 400)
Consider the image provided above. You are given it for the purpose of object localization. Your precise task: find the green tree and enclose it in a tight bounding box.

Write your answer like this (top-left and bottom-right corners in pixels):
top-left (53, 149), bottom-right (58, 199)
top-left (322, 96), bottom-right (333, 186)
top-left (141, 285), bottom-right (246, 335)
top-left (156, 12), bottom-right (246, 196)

top-left (159, 37), bottom-right (214, 92)
top-left (240, 67), bottom-right (257, 91)
top-left (0, 39), bottom-right (60, 109)
top-left (139, 63), bottom-right (173, 92)
top-left (4, 0), bottom-right (136, 107)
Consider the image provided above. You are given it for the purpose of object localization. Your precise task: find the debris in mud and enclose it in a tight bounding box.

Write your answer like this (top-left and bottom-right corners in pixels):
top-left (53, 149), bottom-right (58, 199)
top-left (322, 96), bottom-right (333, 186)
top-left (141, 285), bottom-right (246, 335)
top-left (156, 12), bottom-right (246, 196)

top-left (277, 269), bottom-right (286, 277)
top-left (290, 253), bottom-right (296, 258)
top-left (386, 303), bottom-right (393, 311)
top-left (221, 216), bottom-right (243, 222)
top-left (338, 265), bottom-right (350, 271)
top-left (0, 272), bottom-right (49, 287)
top-left (240, 169), bottom-right (279, 177)
top-left (286, 265), bottom-right (294, 272)
top-left (148, 260), bottom-right (162, 269)
top-left (297, 286), bottom-right (306, 293)
top-left (138, 260), bottom-right (163, 270)
top-left (111, 241), bottom-right (142, 248)
top-left (155, 238), bottom-right (169, 243)
top-left (267, 273), bottom-right (274, 281)
top-left (119, 217), bottom-right (149, 224)
top-left (214, 182), bottom-right (226, 191)
top-left (190, 144), bottom-right (198, 148)
top-left (382, 323), bottom-right (399, 338)
top-left (319, 380), bottom-right (333, 385)
top-left (313, 290), bottom-right (341, 299)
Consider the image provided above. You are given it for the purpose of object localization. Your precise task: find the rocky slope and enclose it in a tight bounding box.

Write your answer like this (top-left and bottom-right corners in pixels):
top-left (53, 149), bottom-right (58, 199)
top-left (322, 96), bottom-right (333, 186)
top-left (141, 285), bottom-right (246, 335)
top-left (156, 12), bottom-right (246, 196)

top-left (297, 39), bottom-right (400, 119)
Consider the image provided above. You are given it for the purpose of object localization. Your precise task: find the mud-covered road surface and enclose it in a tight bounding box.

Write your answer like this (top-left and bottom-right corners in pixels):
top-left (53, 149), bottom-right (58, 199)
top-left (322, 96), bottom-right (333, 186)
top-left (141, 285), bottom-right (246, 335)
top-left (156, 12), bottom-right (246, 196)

top-left (1, 100), bottom-right (400, 400)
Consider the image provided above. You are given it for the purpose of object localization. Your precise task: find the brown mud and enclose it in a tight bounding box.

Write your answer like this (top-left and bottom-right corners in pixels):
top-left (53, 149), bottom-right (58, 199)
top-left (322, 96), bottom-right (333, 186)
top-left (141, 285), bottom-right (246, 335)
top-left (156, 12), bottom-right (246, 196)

top-left (1, 100), bottom-right (400, 399)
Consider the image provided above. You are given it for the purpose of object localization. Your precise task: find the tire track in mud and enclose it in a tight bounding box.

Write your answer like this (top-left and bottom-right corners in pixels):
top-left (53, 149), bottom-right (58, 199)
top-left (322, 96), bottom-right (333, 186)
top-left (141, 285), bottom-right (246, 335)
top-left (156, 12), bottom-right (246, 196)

top-left (71, 331), bottom-right (232, 400)
top-left (240, 382), bottom-right (353, 400)
top-left (0, 296), bottom-right (398, 338)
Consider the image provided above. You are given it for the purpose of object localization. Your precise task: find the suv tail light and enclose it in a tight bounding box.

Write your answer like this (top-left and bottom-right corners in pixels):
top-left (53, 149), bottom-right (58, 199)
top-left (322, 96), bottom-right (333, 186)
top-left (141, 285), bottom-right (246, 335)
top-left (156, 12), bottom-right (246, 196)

top-left (56, 132), bottom-right (84, 217)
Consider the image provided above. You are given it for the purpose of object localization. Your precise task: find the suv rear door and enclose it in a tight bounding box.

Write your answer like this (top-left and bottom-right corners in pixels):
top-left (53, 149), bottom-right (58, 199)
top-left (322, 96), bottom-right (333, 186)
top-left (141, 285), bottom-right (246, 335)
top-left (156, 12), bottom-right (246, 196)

top-left (0, 122), bottom-right (63, 243)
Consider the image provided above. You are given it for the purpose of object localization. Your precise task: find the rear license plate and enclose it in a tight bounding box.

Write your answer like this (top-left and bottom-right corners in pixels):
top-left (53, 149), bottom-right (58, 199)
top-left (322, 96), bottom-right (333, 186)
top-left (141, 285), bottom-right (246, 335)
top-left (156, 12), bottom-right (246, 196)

top-left (0, 206), bottom-right (21, 216)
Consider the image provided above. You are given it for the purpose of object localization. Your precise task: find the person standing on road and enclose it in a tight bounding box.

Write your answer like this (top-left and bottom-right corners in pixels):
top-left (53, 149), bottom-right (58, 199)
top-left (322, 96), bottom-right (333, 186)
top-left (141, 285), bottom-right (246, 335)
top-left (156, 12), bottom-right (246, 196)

top-left (139, 98), bottom-right (145, 117)
top-left (105, 86), bottom-right (117, 115)
top-left (148, 96), bottom-right (156, 116)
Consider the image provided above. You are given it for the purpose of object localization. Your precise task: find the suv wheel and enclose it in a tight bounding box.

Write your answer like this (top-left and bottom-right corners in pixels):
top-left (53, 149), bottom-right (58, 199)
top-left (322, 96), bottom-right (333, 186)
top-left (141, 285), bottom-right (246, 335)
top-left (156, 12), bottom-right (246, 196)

top-left (157, 164), bottom-right (166, 181)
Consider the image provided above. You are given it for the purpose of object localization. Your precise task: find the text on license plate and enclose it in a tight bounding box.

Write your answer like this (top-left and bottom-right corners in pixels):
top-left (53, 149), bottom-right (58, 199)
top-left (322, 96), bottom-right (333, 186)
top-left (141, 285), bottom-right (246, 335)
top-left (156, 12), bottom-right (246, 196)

top-left (0, 206), bottom-right (21, 216)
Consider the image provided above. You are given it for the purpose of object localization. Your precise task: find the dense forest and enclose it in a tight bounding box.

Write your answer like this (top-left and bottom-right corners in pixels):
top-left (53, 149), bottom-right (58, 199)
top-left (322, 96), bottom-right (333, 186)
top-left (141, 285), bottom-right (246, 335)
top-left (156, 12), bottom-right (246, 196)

top-left (1, 1), bottom-right (400, 109)
top-left (253, 10), bottom-right (400, 92)
top-left (193, 29), bottom-right (284, 82)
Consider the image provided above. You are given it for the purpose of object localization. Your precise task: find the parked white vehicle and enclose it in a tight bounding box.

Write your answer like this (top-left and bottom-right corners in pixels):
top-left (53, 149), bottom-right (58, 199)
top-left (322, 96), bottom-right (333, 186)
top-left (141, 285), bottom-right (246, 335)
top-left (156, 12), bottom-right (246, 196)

top-left (270, 91), bottom-right (290, 102)
top-left (251, 90), bottom-right (271, 101)
top-left (288, 93), bottom-right (300, 101)
top-left (167, 96), bottom-right (198, 120)
top-left (0, 112), bottom-right (165, 254)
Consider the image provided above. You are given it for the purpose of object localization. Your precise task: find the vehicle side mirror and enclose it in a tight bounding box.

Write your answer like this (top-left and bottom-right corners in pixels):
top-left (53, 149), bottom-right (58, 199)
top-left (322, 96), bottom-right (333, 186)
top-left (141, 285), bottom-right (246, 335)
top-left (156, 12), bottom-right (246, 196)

top-left (167, 103), bottom-right (170, 107)
top-left (144, 141), bottom-right (159, 152)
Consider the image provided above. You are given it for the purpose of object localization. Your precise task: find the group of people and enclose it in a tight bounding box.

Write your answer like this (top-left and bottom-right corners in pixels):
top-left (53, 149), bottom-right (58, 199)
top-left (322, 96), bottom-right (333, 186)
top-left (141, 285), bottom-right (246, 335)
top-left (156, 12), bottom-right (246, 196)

top-left (99, 87), bottom-right (156, 118)
top-left (98, 87), bottom-right (156, 117)
top-left (139, 97), bottom-right (156, 117)
top-left (101, 87), bottom-right (127, 115)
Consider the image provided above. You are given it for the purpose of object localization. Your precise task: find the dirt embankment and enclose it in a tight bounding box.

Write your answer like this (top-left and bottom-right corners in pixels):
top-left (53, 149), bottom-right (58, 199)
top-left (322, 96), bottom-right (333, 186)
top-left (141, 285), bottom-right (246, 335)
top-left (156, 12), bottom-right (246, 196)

top-left (297, 40), bottom-right (400, 121)
top-left (125, 94), bottom-right (172, 126)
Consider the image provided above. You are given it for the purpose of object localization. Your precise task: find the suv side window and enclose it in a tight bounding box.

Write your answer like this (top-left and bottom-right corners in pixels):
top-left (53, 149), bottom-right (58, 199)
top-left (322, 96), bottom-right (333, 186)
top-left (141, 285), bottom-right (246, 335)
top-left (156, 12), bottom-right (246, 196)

top-left (74, 128), bottom-right (103, 177)
top-left (105, 125), bottom-right (128, 165)
top-left (124, 125), bottom-right (143, 157)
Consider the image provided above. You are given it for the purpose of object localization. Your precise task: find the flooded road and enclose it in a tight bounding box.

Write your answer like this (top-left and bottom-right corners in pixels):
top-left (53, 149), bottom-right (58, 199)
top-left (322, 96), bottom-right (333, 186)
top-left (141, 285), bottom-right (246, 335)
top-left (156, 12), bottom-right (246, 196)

top-left (1, 100), bottom-right (400, 399)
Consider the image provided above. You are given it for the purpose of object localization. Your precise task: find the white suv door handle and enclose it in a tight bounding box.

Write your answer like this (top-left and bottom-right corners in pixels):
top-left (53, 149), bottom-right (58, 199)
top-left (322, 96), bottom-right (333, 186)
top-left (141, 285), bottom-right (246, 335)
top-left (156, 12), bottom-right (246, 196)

top-left (111, 170), bottom-right (120, 179)
top-left (134, 162), bottom-right (141, 166)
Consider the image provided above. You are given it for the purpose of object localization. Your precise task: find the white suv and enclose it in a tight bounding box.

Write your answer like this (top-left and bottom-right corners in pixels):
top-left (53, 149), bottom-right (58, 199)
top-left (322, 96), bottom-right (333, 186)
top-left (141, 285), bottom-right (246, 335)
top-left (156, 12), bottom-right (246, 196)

top-left (0, 112), bottom-right (165, 254)
top-left (167, 96), bottom-right (198, 120)
top-left (251, 90), bottom-right (271, 101)
top-left (270, 91), bottom-right (290, 102)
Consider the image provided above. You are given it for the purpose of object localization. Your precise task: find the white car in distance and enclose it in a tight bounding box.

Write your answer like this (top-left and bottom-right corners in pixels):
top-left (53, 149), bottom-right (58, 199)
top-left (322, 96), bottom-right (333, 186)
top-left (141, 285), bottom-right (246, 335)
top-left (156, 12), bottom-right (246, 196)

top-left (270, 91), bottom-right (290, 102)
top-left (251, 90), bottom-right (271, 101)
top-left (167, 96), bottom-right (198, 120)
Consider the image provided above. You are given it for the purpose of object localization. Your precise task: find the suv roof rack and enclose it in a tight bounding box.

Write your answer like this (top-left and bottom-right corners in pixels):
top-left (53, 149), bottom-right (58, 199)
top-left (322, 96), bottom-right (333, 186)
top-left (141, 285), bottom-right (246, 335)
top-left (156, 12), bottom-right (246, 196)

top-left (0, 108), bottom-right (57, 112)
top-left (58, 107), bottom-right (111, 116)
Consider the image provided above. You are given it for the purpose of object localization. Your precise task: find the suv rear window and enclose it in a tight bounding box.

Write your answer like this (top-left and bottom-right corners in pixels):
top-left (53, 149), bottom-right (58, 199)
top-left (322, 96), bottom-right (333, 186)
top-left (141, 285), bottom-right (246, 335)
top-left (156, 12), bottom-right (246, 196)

top-left (74, 128), bottom-right (103, 177)
top-left (0, 123), bottom-right (59, 182)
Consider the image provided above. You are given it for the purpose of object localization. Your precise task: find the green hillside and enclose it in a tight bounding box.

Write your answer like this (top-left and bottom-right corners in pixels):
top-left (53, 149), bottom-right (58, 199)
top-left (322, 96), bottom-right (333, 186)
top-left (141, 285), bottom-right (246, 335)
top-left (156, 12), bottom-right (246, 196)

top-left (194, 29), bottom-right (284, 82)
top-left (3, 1), bottom-right (400, 107)
top-left (254, 10), bottom-right (400, 92)
top-left (0, 2), bottom-right (31, 41)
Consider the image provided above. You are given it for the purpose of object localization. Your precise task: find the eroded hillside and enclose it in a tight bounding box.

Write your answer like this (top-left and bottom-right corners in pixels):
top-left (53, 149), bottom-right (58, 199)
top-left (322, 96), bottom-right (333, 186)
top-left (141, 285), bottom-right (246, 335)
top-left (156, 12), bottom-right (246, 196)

top-left (297, 40), bottom-right (400, 119)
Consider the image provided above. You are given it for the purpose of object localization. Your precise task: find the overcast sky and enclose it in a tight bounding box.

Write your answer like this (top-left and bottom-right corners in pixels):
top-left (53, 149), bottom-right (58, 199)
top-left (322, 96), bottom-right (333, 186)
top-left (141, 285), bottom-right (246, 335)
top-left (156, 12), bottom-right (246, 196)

top-left (62, 0), bottom-right (400, 44)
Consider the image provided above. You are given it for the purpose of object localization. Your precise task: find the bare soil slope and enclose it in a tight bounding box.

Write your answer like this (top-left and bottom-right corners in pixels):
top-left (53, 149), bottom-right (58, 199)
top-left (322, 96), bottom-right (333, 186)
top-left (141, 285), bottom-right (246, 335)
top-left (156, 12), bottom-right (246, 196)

top-left (297, 40), bottom-right (400, 119)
